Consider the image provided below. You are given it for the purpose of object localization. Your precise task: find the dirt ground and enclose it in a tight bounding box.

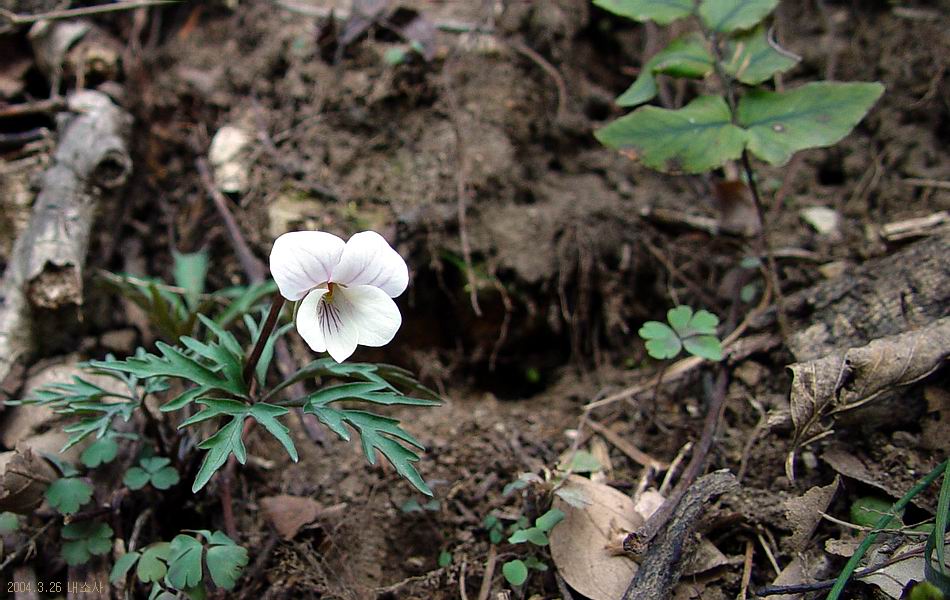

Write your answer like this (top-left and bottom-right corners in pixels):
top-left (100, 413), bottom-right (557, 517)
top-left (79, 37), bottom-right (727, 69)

top-left (1, 0), bottom-right (949, 599)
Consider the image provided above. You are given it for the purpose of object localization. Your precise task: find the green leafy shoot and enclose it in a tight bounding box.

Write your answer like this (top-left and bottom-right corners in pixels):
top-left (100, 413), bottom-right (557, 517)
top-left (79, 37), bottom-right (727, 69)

top-left (301, 382), bottom-right (440, 496)
top-left (173, 250), bottom-right (210, 310)
top-left (124, 457), bottom-right (181, 490)
top-left (46, 477), bottom-right (94, 515)
top-left (507, 508), bottom-right (565, 547)
top-left (110, 543), bottom-right (172, 585)
top-left (639, 305), bottom-right (723, 361)
top-left (62, 521), bottom-right (112, 565)
top-left (180, 399), bottom-right (298, 492)
top-left (593, 0), bottom-right (693, 25)
top-left (484, 515), bottom-right (505, 544)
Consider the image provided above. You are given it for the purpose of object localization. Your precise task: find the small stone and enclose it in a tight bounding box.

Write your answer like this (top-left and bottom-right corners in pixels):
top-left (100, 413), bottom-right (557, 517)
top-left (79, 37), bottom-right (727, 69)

top-left (100, 328), bottom-right (136, 352)
top-left (800, 206), bottom-right (841, 237)
top-left (209, 125), bottom-right (251, 194)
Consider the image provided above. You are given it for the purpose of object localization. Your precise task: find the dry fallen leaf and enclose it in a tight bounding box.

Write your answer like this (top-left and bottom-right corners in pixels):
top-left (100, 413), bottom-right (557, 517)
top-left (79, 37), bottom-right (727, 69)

top-left (549, 475), bottom-right (643, 600)
top-left (260, 495), bottom-right (346, 540)
top-left (0, 447), bottom-right (56, 514)
top-left (786, 317), bottom-right (950, 476)
top-left (784, 477), bottom-right (839, 552)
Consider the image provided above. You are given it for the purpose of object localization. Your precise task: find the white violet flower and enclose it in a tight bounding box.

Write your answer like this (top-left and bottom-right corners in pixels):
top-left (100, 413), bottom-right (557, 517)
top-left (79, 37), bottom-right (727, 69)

top-left (269, 230), bottom-right (409, 363)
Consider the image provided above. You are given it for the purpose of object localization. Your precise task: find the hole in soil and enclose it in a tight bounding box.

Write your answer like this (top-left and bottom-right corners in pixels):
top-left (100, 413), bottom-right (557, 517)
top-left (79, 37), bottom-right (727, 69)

top-left (817, 156), bottom-right (845, 186)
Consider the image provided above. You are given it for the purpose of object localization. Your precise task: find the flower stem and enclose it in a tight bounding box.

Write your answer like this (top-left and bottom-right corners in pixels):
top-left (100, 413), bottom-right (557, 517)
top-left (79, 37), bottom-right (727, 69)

top-left (242, 294), bottom-right (286, 391)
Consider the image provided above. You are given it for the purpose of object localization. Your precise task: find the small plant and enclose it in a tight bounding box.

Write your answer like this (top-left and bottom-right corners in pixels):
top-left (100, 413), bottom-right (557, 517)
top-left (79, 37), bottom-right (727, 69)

top-left (13, 230), bottom-right (440, 596)
top-left (501, 509), bottom-right (564, 586)
top-left (639, 305), bottom-right (723, 361)
top-left (594, 0), bottom-right (883, 176)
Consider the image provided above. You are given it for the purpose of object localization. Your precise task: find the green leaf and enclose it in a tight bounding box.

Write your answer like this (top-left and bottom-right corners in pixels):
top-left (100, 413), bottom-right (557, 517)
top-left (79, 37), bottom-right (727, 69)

top-left (160, 387), bottom-right (207, 413)
top-left (61, 521), bottom-right (113, 566)
top-left (524, 556), bottom-right (549, 571)
top-left (206, 536), bottom-right (248, 590)
top-left (173, 250), bottom-right (209, 309)
top-left (508, 526), bottom-right (549, 546)
top-left (438, 550), bottom-right (452, 567)
top-left (617, 35), bottom-right (713, 107)
top-left (249, 403), bottom-right (299, 463)
top-left (306, 405), bottom-right (432, 496)
top-left (935, 461), bottom-right (950, 576)
top-left (724, 25), bottom-right (798, 85)
top-left (167, 534), bottom-right (204, 589)
top-left (683, 335), bottom-right (724, 361)
top-left (100, 341), bottom-right (245, 396)
top-left (138, 543), bottom-right (171, 583)
top-left (596, 95), bottom-right (747, 173)
top-left (0, 512), bottom-right (20, 534)
top-left (46, 478), bottom-right (94, 515)
top-left (192, 416), bottom-right (247, 493)
top-left (124, 467), bottom-right (152, 490)
top-left (111, 552), bottom-right (141, 583)
top-left (593, 0), bottom-right (693, 24)
top-left (684, 309), bottom-right (720, 336)
top-left (698, 0), bottom-right (778, 33)
top-left (559, 450), bottom-right (603, 474)
top-left (81, 437), bottom-right (119, 468)
top-left (639, 321), bottom-right (682, 359)
top-left (150, 467), bottom-right (181, 490)
top-left (667, 306), bottom-right (694, 332)
top-left (502, 559), bottom-right (529, 586)
top-left (536, 509), bottom-right (565, 532)
top-left (737, 81), bottom-right (885, 166)
top-left (850, 496), bottom-right (901, 529)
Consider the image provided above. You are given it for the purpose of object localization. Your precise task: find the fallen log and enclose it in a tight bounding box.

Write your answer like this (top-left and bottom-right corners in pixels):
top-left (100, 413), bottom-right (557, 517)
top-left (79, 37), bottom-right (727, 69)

top-left (0, 90), bottom-right (132, 391)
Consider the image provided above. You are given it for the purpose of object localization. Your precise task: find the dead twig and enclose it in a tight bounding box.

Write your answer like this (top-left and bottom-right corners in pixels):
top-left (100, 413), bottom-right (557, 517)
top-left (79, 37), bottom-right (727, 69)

top-left (506, 37), bottom-right (568, 122)
top-left (756, 546), bottom-right (929, 596)
top-left (0, 0), bottom-right (179, 25)
top-left (196, 158), bottom-right (267, 282)
top-left (622, 470), bottom-right (738, 600)
top-left (738, 539), bottom-right (754, 600)
top-left (586, 419), bottom-right (667, 471)
top-left (476, 544), bottom-right (497, 600)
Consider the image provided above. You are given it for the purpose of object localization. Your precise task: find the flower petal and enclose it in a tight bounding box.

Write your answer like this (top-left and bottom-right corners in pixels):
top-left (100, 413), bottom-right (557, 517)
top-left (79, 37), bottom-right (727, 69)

top-left (296, 288), bottom-right (359, 362)
top-left (331, 231), bottom-right (409, 298)
top-left (270, 231), bottom-right (345, 301)
top-left (339, 285), bottom-right (402, 347)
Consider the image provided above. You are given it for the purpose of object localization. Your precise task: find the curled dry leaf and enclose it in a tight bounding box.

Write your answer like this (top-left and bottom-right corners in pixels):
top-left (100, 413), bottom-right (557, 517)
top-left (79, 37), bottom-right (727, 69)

top-left (784, 476), bottom-right (839, 552)
top-left (0, 447), bottom-right (56, 514)
top-left (786, 316), bottom-right (950, 476)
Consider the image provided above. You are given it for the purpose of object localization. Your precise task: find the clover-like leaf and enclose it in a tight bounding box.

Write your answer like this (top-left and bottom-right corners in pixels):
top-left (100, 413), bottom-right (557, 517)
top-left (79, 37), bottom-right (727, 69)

top-left (593, 0), bottom-right (693, 24)
top-left (699, 0), bottom-right (778, 33)
top-left (683, 335), bottom-right (724, 361)
top-left (110, 552), bottom-right (141, 583)
top-left (666, 305), bottom-right (694, 333)
top-left (737, 81), bottom-right (885, 166)
top-left (46, 478), bottom-right (94, 515)
top-left (80, 437), bottom-right (119, 468)
top-left (205, 532), bottom-right (248, 590)
top-left (724, 25), bottom-right (799, 85)
top-left (124, 467), bottom-right (151, 490)
top-left (124, 457), bottom-right (180, 491)
top-left (639, 321), bottom-right (682, 359)
top-left (166, 534), bottom-right (204, 589)
top-left (502, 559), bottom-right (529, 586)
top-left (62, 521), bottom-right (112, 566)
top-left (138, 543), bottom-right (171, 583)
top-left (596, 95), bottom-right (747, 173)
